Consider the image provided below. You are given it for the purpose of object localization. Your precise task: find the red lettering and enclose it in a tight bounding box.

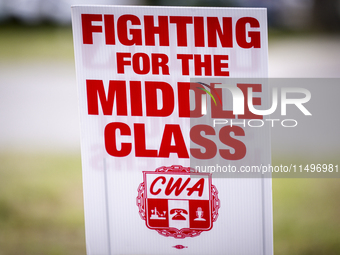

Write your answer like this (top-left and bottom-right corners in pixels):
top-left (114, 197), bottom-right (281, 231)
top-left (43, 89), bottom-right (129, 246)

top-left (145, 81), bottom-right (174, 117)
top-left (117, 52), bottom-right (169, 75)
top-left (144, 16), bottom-right (169, 46)
top-left (151, 54), bottom-right (169, 75)
top-left (194, 17), bottom-right (204, 47)
top-left (207, 17), bottom-right (232, 47)
top-left (210, 83), bottom-right (235, 119)
top-left (130, 81), bottom-right (143, 116)
top-left (86, 80), bottom-right (127, 116)
top-left (82, 14), bottom-right (102, 44)
top-left (189, 84), bottom-right (206, 118)
top-left (194, 54), bottom-right (212, 76)
top-left (117, 52), bottom-right (131, 74)
top-left (237, 83), bottom-right (262, 119)
top-left (159, 124), bottom-right (189, 158)
top-left (104, 122), bottom-right (131, 157)
top-left (213, 55), bottom-right (229, 76)
top-left (170, 16), bottom-right (193, 47)
top-left (132, 53), bottom-right (150, 75)
top-left (190, 125), bottom-right (217, 159)
top-left (83, 15), bottom-right (262, 49)
top-left (177, 54), bottom-right (193, 75)
top-left (187, 178), bottom-right (204, 197)
top-left (104, 14), bottom-right (115, 45)
top-left (165, 177), bottom-right (190, 196)
top-left (177, 82), bottom-right (205, 118)
top-left (117, 15), bottom-right (142, 46)
top-left (236, 17), bottom-right (261, 49)
top-left (219, 126), bottom-right (246, 160)
top-left (134, 123), bottom-right (158, 157)
top-left (177, 82), bottom-right (190, 118)
top-left (150, 176), bottom-right (166, 195)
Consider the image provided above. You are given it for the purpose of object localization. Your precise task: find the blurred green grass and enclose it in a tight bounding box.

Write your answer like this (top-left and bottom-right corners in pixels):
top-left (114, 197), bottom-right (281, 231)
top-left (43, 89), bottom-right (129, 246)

top-left (0, 23), bottom-right (74, 60)
top-left (273, 177), bottom-right (340, 255)
top-left (1, 152), bottom-right (340, 255)
top-left (0, 152), bottom-right (86, 255)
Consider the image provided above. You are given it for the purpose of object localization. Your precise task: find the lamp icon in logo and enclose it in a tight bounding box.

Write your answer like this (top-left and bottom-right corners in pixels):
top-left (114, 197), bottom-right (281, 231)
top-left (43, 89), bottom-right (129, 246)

top-left (194, 207), bottom-right (206, 221)
top-left (150, 207), bottom-right (166, 220)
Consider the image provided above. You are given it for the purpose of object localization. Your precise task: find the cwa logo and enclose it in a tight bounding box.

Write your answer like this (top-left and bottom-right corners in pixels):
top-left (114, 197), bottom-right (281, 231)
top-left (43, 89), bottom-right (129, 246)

top-left (136, 165), bottom-right (220, 238)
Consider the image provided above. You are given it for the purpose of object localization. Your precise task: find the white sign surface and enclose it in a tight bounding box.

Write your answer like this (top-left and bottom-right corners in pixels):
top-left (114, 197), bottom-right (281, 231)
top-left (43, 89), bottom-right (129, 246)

top-left (72, 5), bottom-right (272, 255)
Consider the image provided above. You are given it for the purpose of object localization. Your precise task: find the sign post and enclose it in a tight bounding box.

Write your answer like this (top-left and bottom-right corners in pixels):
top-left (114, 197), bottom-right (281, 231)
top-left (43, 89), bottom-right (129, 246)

top-left (72, 5), bottom-right (272, 255)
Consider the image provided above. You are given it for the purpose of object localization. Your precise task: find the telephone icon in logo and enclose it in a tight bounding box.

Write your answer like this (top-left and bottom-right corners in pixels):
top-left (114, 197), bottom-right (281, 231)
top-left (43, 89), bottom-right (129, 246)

top-left (170, 208), bottom-right (188, 221)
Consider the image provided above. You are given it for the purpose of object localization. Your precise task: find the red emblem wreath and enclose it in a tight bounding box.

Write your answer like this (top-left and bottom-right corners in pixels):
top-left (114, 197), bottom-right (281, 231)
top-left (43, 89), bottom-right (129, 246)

top-left (136, 165), bottom-right (220, 238)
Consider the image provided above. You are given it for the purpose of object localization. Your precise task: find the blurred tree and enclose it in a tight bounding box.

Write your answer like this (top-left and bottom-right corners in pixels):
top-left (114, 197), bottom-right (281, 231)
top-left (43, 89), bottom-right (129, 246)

top-left (146, 0), bottom-right (236, 7)
top-left (312, 0), bottom-right (340, 32)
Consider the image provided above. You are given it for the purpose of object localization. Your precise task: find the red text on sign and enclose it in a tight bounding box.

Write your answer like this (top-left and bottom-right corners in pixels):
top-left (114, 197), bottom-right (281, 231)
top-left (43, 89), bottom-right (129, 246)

top-left (81, 14), bottom-right (261, 49)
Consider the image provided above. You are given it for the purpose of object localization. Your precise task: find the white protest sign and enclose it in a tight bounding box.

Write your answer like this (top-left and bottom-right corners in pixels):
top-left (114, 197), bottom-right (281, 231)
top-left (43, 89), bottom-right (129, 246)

top-left (72, 5), bottom-right (272, 255)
